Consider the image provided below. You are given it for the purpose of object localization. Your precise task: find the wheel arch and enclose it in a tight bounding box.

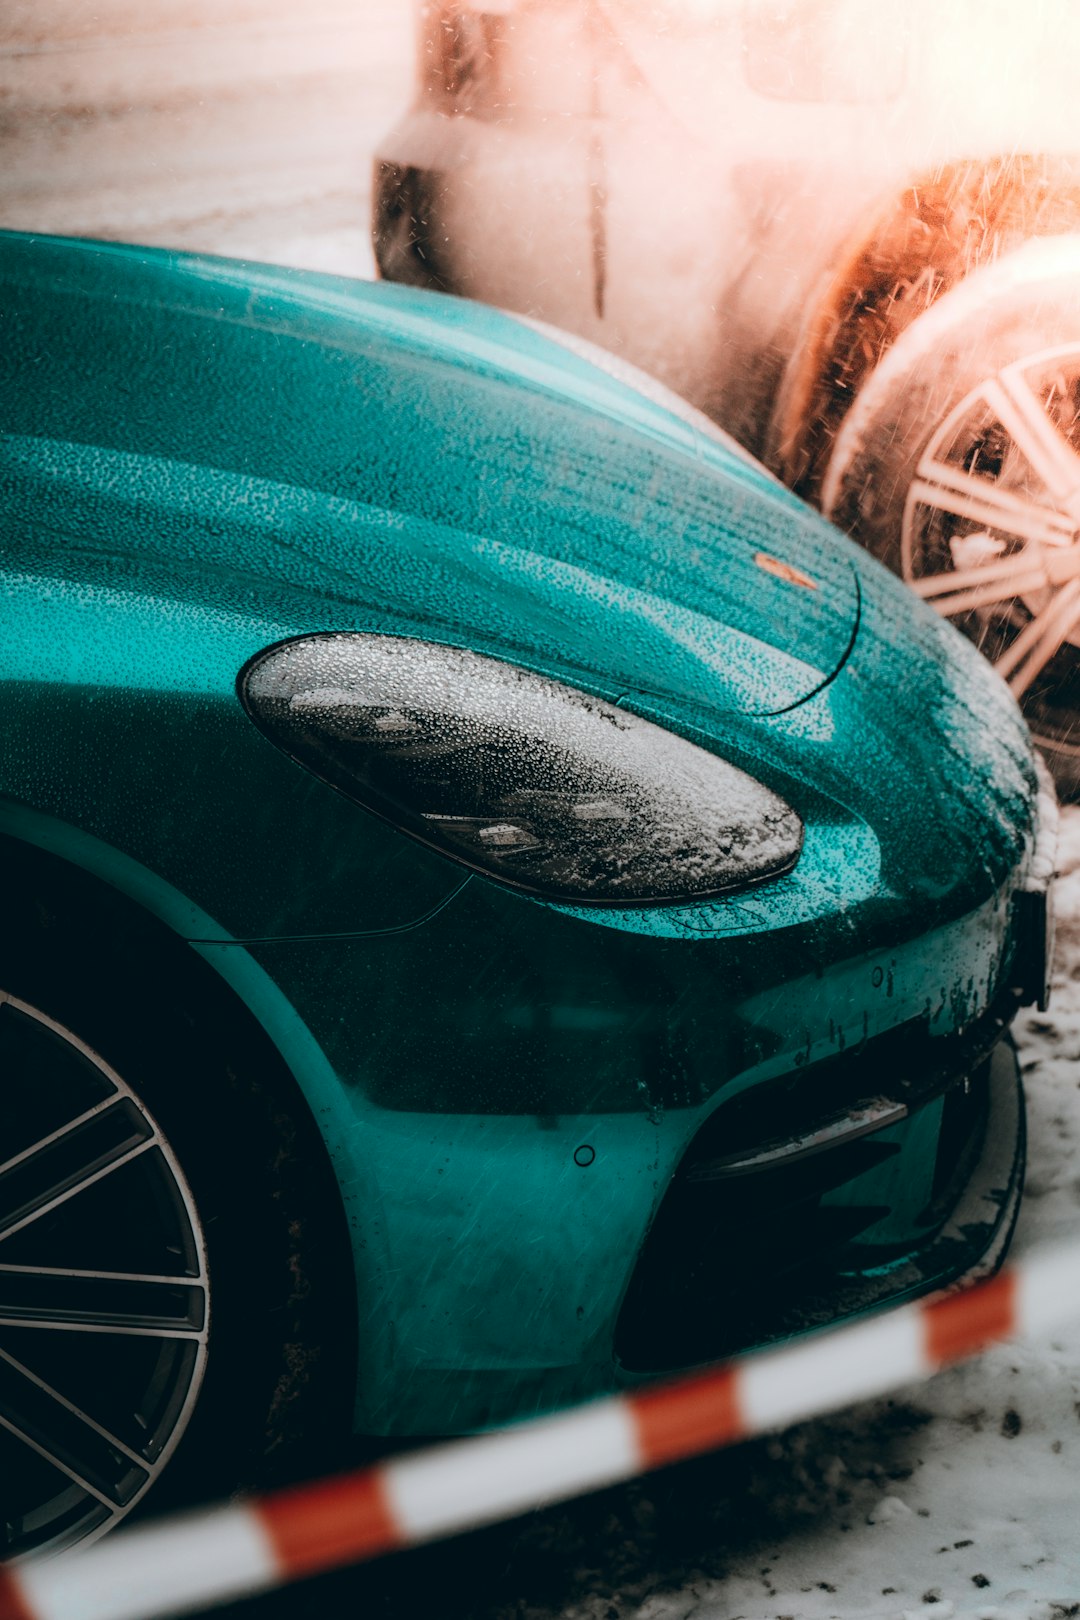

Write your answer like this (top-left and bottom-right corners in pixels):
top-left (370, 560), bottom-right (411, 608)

top-left (767, 151), bottom-right (1080, 503)
top-left (0, 800), bottom-right (355, 1137)
top-left (0, 807), bottom-right (361, 1467)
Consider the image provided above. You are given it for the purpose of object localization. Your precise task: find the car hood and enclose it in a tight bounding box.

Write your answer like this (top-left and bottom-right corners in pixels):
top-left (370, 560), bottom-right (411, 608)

top-left (0, 232), bottom-right (859, 714)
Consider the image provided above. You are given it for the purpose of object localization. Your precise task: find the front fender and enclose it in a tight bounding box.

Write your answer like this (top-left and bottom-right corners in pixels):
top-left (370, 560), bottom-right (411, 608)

top-left (0, 562), bottom-right (462, 942)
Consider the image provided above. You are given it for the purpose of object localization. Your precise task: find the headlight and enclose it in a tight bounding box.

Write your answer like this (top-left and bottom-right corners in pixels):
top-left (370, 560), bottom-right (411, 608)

top-left (240, 634), bottom-right (803, 906)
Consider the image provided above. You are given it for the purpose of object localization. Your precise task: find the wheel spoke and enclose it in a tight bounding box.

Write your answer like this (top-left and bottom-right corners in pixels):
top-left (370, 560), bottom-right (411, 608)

top-left (910, 456), bottom-right (1074, 547)
top-left (0, 1265), bottom-right (205, 1336)
top-left (919, 572), bottom-right (1050, 619)
top-left (0, 1099), bottom-right (156, 1243)
top-left (0, 1347), bottom-right (150, 1508)
top-left (994, 575), bottom-right (1080, 697)
top-left (912, 549), bottom-right (1050, 603)
top-left (982, 368), bottom-right (1080, 522)
top-left (0, 993), bottom-right (210, 1558)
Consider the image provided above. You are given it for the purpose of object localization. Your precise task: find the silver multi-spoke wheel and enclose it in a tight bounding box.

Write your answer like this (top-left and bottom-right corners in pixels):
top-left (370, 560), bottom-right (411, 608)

top-left (0, 991), bottom-right (208, 1558)
top-left (903, 344), bottom-right (1080, 713)
top-left (822, 236), bottom-right (1080, 786)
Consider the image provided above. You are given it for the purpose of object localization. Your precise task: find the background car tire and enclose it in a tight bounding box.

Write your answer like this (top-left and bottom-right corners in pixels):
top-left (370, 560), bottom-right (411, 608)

top-left (820, 235), bottom-right (1080, 794)
top-left (0, 843), bottom-right (355, 1559)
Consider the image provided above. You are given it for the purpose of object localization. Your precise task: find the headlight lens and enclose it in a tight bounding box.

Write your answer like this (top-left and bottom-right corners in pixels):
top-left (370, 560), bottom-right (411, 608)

top-left (240, 634), bottom-right (803, 906)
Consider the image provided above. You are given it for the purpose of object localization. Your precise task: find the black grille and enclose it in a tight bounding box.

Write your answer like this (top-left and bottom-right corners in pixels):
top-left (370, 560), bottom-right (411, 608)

top-left (615, 1027), bottom-right (995, 1373)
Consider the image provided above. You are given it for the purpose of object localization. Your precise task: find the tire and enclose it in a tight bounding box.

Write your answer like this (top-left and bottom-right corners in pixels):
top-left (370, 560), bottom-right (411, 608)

top-left (0, 849), bottom-right (354, 1559)
top-left (820, 235), bottom-right (1080, 793)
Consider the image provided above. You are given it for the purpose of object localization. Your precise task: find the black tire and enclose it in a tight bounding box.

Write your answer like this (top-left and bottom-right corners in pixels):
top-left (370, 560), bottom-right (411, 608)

top-left (0, 844), bottom-right (355, 1558)
top-left (820, 237), bottom-right (1080, 794)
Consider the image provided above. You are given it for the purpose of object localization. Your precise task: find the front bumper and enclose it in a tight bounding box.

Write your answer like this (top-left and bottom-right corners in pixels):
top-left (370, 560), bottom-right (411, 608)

top-left (194, 714), bottom-right (1056, 1436)
top-left (198, 862), bottom-right (1045, 1436)
top-left (613, 762), bottom-right (1056, 1374)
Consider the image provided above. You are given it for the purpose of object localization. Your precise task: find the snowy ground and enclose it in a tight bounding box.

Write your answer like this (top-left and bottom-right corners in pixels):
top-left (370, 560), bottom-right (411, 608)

top-left (8, 9), bottom-right (1080, 1617)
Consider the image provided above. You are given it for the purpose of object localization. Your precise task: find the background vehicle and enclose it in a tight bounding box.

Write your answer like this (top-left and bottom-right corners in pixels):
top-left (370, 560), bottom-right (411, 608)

top-left (0, 230), bottom-right (1049, 1557)
top-left (375, 0), bottom-right (1080, 786)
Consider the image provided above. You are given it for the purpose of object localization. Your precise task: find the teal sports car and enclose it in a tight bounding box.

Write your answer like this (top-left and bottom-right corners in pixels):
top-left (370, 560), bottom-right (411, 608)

top-left (0, 231), bottom-right (1054, 1559)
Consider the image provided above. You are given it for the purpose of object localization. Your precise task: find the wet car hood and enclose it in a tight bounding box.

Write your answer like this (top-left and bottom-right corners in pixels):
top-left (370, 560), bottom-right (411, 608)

top-left (0, 233), bottom-right (859, 714)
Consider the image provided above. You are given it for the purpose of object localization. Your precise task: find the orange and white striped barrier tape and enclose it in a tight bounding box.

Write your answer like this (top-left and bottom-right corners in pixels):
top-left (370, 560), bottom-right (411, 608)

top-left (2, 1241), bottom-right (1076, 1620)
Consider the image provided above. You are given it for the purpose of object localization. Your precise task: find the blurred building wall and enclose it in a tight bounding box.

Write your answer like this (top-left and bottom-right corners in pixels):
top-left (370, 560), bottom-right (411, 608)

top-left (0, 0), bottom-right (412, 275)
